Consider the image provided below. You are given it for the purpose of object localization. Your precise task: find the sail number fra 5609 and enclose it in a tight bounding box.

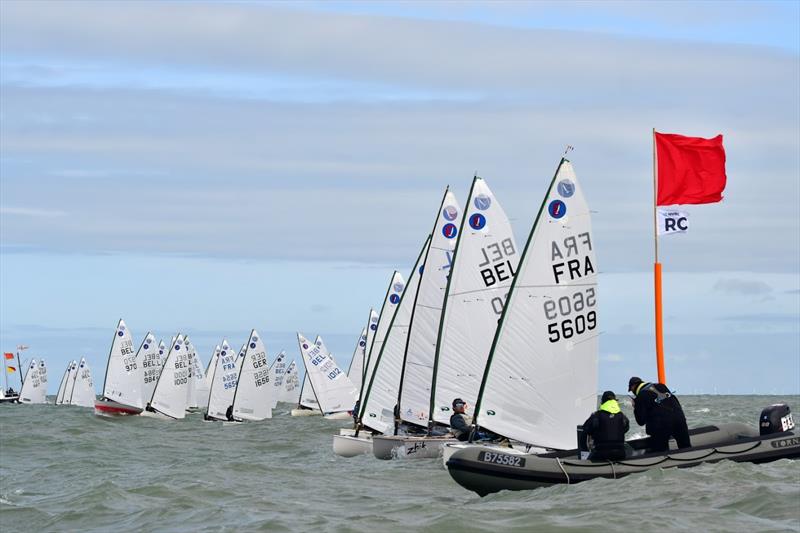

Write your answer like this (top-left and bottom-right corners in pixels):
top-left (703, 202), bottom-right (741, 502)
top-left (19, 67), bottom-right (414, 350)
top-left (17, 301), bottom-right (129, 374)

top-left (543, 288), bottom-right (597, 343)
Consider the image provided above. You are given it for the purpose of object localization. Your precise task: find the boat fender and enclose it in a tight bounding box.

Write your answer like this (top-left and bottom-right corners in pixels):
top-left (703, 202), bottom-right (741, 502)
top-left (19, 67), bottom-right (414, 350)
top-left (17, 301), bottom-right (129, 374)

top-left (760, 404), bottom-right (794, 436)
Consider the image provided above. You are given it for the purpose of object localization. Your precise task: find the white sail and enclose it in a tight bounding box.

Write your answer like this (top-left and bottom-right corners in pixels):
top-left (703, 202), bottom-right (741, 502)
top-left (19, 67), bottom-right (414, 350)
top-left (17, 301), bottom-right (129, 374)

top-left (400, 189), bottom-right (462, 427)
top-left (204, 345), bottom-right (221, 399)
top-left (137, 332), bottom-right (162, 406)
top-left (431, 178), bottom-right (518, 426)
top-left (184, 336), bottom-right (198, 409)
top-left (232, 329), bottom-right (273, 421)
top-left (281, 360), bottom-right (300, 403)
top-left (206, 339), bottom-right (241, 420)
top-left (347, 323), bottom-right (370, 391)
top-left (476, 160), bottom-right (598, 449)
top-left (20, 359), bottom-right (48, 404)
top-left (360, 236), bottom-right (430, 434)
top-left (360, 272), bottom-right (406, 402)
top-left (269, 350), bottom-right (287, 409)
top-left (298, 371), bottom-right (319, 409)
top-left (63, 360), bottom-right (79, 404)
top-left (149, 334), bottom-right (191, 419)
top-left (101, 319), bottom-right (143, 409)
top-left (55, 363), bottom-right (72, 405)
top-left (189, 342), bottom-right (208, 409)
top-left (297, 332), bottom-right (357, 414)
top-left (69, 357), bottom-right (95, 408)
top-left (361, 309), bottom-right (380, 385)
top-left (159, 340), bottom-right (168, 369)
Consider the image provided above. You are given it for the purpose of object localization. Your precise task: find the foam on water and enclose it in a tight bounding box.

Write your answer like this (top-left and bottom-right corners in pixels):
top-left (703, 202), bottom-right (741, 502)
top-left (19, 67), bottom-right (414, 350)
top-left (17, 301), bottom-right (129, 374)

top-left (1, 396), bottom-right (799, 532)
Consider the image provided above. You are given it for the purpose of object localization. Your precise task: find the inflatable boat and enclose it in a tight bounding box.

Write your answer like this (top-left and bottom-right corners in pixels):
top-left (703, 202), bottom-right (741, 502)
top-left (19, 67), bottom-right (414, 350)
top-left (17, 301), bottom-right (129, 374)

top-left (447, 404), bottom-right (799, 496)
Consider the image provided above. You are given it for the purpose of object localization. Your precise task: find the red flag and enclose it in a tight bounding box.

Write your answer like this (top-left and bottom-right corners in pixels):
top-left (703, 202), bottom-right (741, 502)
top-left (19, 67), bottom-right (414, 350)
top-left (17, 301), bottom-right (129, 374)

top-left (3, 353), bottom-right (13, 360)
top-left (656, 132), bottom-right (727, 206)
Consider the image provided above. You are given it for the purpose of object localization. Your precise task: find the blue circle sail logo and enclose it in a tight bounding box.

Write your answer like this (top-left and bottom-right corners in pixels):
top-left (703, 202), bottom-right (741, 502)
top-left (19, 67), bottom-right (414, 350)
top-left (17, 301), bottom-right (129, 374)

top-left (469, 213), bottom-right (486, 230)
top-left (393, 282), bottom-right (405, 293)
top-left (474, 194), bottom-right (491, 211)
top-left (548, 199), bottom-right (567, 219)
top-left (442, 206), bottom-right (458, 221)
top-left (250, 342), bottom-right (256, 349)
top-left (389, 294), bottom-right (400, 304)
top-left (557, 179), bottom-right (575, 198)
top-left (442, 223), bottom-right (458, 239)
top-left (143, 344), bottom-right (149, 350)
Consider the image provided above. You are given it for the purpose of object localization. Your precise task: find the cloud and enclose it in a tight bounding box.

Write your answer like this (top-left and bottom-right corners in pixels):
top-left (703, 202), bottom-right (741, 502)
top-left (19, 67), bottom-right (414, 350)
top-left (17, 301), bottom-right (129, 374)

top-left (713, 278), bottom-right (773, 296)
top-left (0, 206), bottom-right (66, 217)
top-left (601, 353), bottom-right (624, 363)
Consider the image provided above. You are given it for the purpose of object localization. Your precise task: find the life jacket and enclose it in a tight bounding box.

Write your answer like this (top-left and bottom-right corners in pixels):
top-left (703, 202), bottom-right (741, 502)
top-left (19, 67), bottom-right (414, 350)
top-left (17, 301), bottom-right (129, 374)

top-left (636, 382), bottom-right (679, 413)
top-left (592, 400), bottom-right (626, 449)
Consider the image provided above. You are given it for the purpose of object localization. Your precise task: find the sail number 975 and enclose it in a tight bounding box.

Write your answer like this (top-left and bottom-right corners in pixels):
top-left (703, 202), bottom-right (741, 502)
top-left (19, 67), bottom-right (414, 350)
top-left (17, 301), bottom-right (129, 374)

top-left (543, 288), bottom-right (597, 343)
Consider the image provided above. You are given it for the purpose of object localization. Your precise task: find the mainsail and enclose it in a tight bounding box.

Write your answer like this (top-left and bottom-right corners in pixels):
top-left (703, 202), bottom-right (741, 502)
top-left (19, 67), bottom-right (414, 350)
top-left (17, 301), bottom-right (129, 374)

top-left (430, 178), bottom-right (518, 426)
top-left (149, 334), bottom-right (191, 419)
top-left (346, 325), bottom-right (369, 391)
top-left (360, 236), bottom-right (430, 434)
top-left (475, 159), bottom-right (598, 449)
top-left (101, 319), bottom-right (143, 409)
top-left (20, 359), bottom-right (48, 404)
top-left (138, 332), bottom-right (162, 406)
top-left (269, 350), bottom-right (287, 409)
top-left (281, 360), bottom-right (300, 403)
top-left (399, 188), bottom-right (462, 427)
top-left (69, 357), bottom-right (96, 408)
top-left (231, 329), bottom-right (273, 421)
top-left (361, 309), bottom-right (380, 386)
top-left (206, 339), bottom-right (241, 420)
top-left (55, 362), bottom-right (73, 405)
top-left (297, 333), bottom-right (357, 414)
top-left (62, 360), bottom-right (79, 404)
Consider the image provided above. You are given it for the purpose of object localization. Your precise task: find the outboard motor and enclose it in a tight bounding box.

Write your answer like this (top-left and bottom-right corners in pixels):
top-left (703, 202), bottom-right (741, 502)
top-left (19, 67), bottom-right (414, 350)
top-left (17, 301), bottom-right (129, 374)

top-left (759, 404), bottom-right (794, 435)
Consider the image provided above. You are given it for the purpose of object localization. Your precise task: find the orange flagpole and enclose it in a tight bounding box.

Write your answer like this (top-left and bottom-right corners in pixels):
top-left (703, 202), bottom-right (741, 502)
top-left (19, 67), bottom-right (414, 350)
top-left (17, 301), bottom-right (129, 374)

top-left (653, 128), bottom-right (666, 384)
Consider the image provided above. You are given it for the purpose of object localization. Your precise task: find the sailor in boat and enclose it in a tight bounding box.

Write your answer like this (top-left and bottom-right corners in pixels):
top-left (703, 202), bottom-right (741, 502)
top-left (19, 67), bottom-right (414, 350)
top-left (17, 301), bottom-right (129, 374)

top-left (582, 391), bottom-right (629, 461)
top-left (629, 376), bottom-right (691, 452)
top-left (450, 398), bottom-right (471, 441)
top-left (352, 400), bottom-right (360, 426)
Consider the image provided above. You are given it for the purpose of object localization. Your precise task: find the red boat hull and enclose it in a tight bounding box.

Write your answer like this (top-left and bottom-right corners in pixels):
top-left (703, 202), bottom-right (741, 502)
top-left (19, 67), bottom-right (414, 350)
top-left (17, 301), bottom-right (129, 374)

top-left (94, 399), bottom-right (143, 416)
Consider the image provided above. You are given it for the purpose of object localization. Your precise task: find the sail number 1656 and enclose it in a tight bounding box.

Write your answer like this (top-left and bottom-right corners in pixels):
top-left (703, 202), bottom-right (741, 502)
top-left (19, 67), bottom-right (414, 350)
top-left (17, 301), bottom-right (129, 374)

top-left (543, 288), bottom-right (597, 343)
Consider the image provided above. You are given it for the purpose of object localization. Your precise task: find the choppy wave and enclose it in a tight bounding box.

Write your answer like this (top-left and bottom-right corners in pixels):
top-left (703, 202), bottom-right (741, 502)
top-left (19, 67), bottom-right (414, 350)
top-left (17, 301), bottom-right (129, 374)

top-left (1, 396), bottom-right (799, 532)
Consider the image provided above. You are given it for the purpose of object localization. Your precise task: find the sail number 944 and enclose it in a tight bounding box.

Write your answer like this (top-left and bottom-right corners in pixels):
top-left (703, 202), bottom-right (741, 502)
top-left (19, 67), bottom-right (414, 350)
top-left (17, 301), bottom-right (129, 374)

top-left (543, 288), bottom-right (597, 343)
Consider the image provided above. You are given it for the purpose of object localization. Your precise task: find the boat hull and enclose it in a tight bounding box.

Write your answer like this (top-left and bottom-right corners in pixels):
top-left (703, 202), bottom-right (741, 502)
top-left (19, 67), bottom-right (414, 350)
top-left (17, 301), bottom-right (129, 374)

top-left (333, 434), bottom-right (373, 457)
top-left (291, 408), bottom-right (322, 417)
top-left (372, 435), bottom-right (458, 460)
top-left (94, 399), bottom-right (143, 416)
top-left (446, 423), bottom-right (800, 496)
top-left (0, 395), bottom-right (20, 404)
top-left (323, 411), bottom-right (352, 421)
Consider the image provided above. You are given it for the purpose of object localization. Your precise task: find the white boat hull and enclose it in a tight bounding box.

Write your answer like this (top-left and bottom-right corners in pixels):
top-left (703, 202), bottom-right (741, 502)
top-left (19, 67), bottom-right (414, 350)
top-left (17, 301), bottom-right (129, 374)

top-left (323, 411), bottom-right (352, 421)
top-left (291, 408), bottom-right (322, 417)
top-left (442, 442), bottom-right (536, 468)
top-left (140, 409), bottom-right (175, 420)
top-left (371, 435), bottom-right (458, 460)
top-left (333, 434), bottom-right (373, 457)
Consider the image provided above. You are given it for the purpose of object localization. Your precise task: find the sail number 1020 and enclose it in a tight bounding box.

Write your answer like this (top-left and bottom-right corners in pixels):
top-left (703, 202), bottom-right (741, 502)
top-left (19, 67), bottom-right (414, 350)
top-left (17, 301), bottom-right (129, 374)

top-left (543, 288), bottom-right (597, 343)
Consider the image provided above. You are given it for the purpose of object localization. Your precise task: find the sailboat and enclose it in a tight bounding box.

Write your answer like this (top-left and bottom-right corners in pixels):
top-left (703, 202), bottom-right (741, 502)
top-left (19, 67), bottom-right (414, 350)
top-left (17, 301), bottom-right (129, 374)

top-left (335, 237), bottom-right (430, 457)
top-left (296, 333), bottom-right (357, 419)
top-left (94, 319), bottom-right (144, 415)
top-left (291, 370), bottom-right (322, 416)
top-left (373, 178), bottom-right (518, 459)
top-left (268, 350), bottom-right (287, 409)
top-left (68, 357), bottom-right (96, 408)
top-left (229, 329), bottom-right (273, 422)
top-left (203, 345), bottom-right (221, 408)
top-left (280, 360), bottom-right (301, 404)
top-left (54, 361), bottom-right (75, 405)
top-left (138, 332), bottom-right (162, 404)
top-left (204, 339), bottom-right (241, 421)
top-left (144, 334), bottom-right (191, 420)
top-left (186, 338), bottom-right (208, 412)
top-left (19, 359), bottom-right (48, 404)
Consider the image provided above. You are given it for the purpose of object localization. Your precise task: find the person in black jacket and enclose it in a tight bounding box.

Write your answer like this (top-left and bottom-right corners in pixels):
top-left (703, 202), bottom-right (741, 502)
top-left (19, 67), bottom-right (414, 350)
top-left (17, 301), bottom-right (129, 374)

top-left (583, 391), bottom-right (629, 461)
top-left (449, 398), bottom-right (472, 441)
top-left (629, 376), bottom-right (691, 452)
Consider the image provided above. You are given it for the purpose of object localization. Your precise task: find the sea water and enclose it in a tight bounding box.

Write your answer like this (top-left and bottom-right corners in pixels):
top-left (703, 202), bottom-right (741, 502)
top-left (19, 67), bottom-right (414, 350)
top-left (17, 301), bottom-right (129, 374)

top-left (1, 395), bottom-right (799, 532)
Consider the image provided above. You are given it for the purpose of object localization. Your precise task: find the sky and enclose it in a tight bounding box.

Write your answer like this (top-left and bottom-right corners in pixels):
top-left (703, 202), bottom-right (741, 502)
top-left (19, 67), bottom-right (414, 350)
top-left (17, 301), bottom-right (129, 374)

top-left (0, 0), bottom-right (798, 395)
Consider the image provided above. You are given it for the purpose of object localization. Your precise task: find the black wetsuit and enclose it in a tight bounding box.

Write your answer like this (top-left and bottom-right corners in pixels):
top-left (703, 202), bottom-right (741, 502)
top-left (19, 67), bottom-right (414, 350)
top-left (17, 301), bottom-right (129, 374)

top-left (583, 401), bottom-right (629, 461)
top-left (633, 382), bottom-right (691, 452)
top-left (449, 412), bottom-right (472, 441)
